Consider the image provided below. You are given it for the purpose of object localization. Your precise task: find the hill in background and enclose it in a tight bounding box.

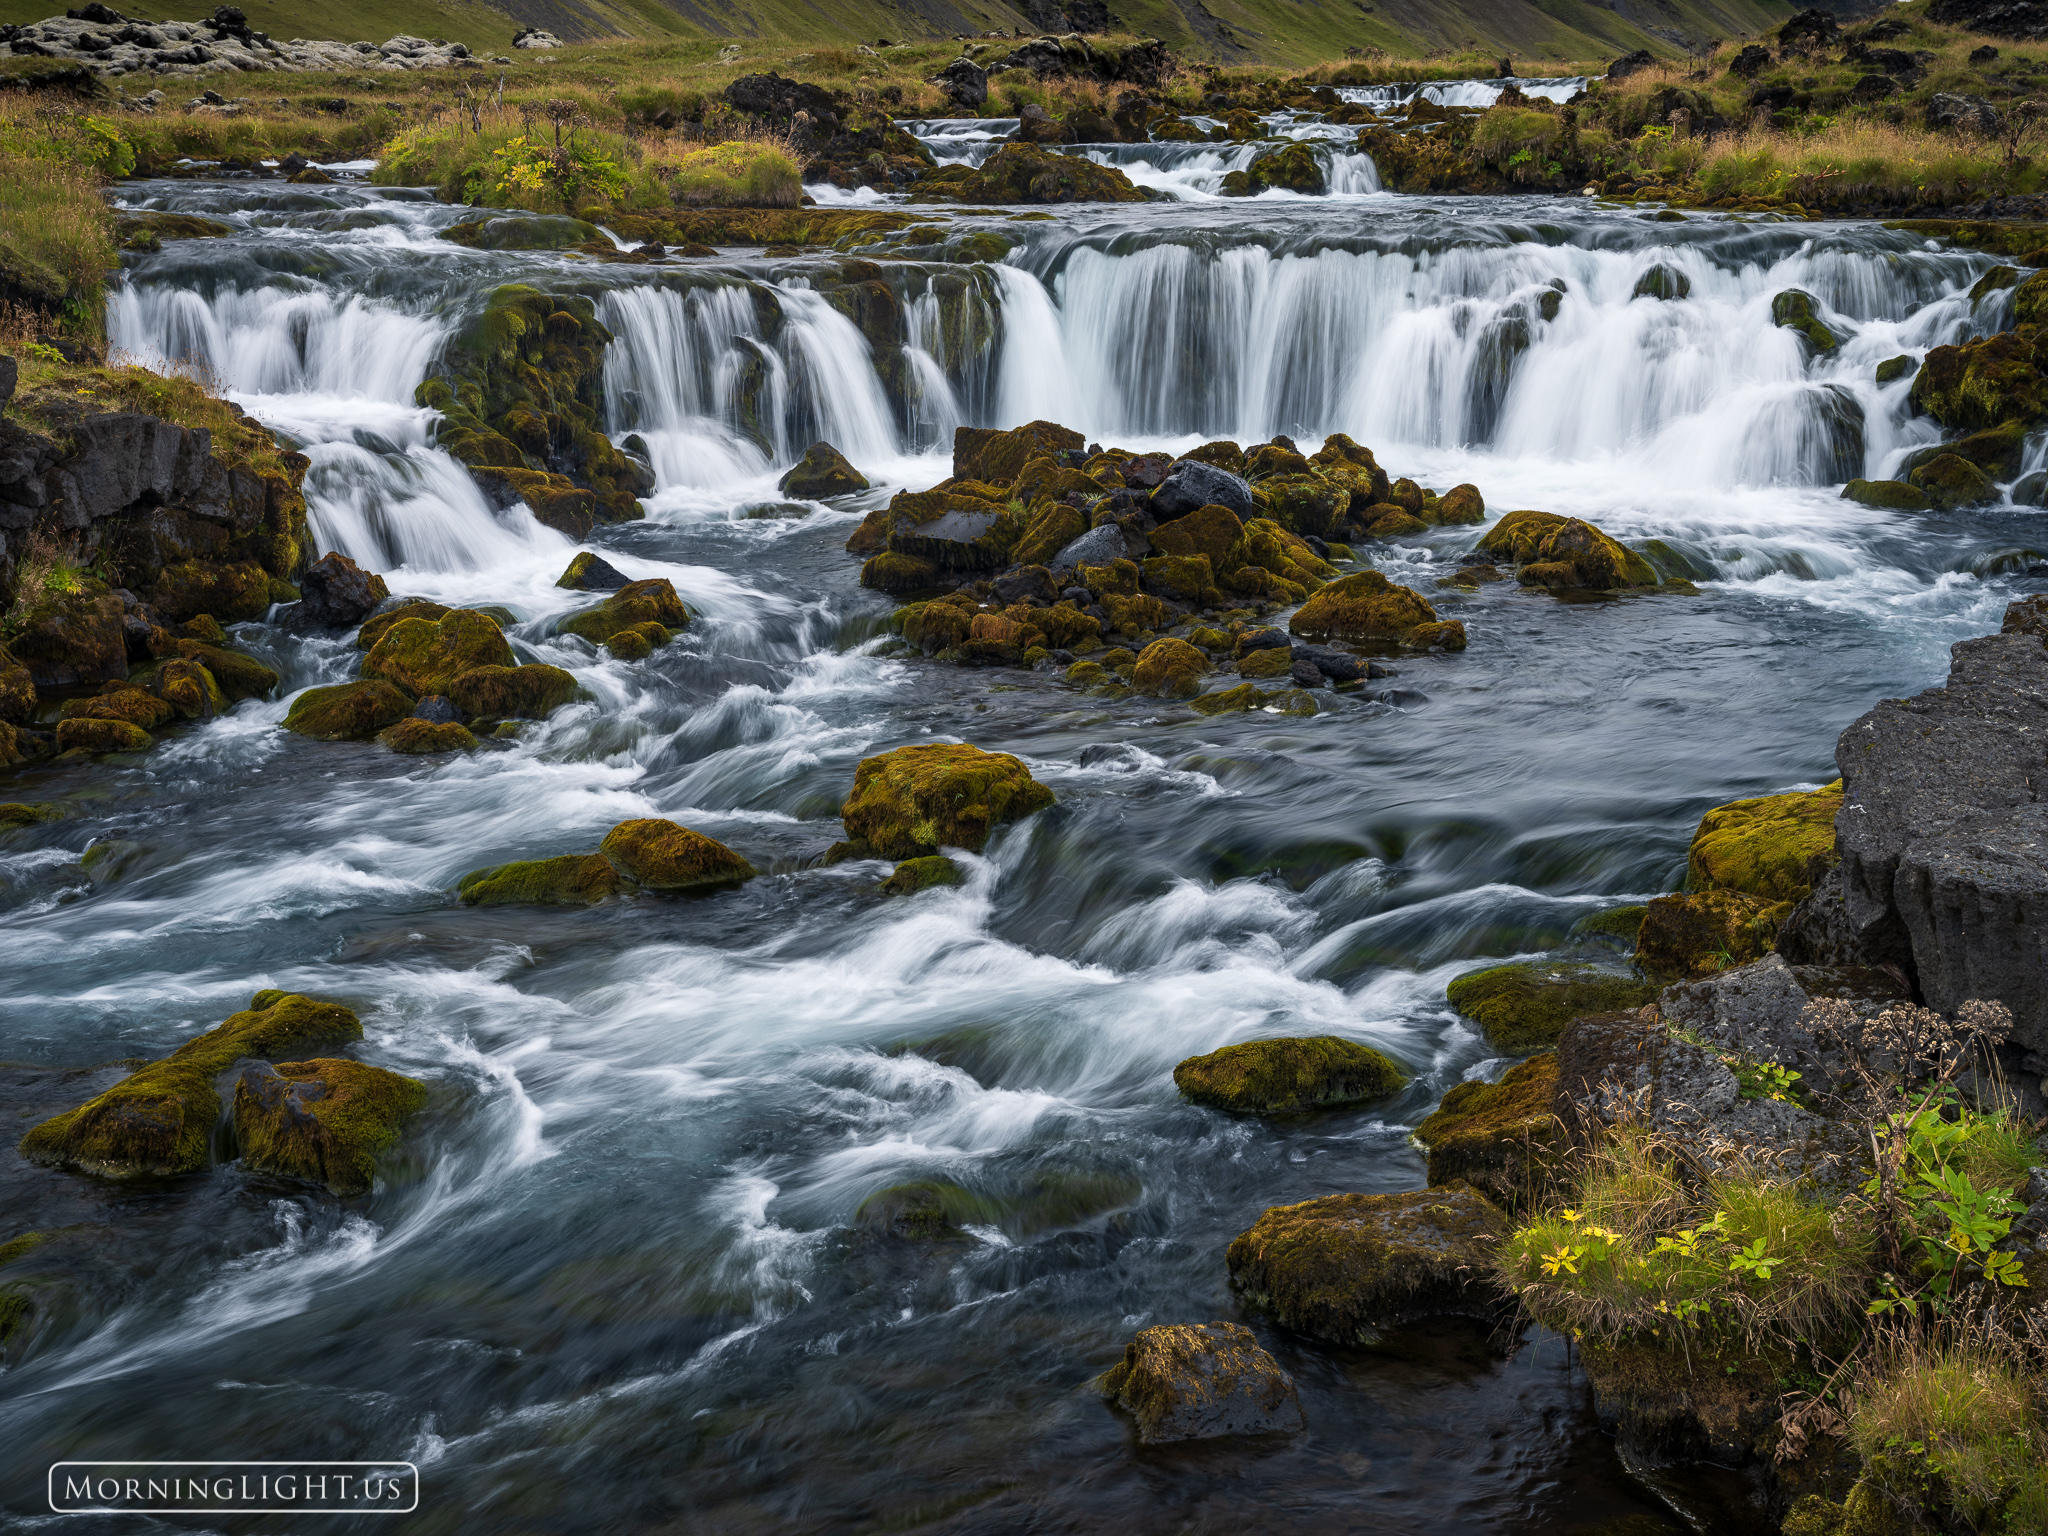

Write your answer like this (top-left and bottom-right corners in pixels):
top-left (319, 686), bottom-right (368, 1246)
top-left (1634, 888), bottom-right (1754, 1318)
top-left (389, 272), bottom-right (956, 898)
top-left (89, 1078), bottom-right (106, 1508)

top-left (0, 0), bottom-right (1799, 66)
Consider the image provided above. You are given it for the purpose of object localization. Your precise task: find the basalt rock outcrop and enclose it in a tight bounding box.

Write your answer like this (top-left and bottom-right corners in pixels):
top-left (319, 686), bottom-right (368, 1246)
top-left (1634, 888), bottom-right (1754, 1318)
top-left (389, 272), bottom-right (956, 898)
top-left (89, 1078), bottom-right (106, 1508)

top-left (0, 8), bottom-right (496, 79)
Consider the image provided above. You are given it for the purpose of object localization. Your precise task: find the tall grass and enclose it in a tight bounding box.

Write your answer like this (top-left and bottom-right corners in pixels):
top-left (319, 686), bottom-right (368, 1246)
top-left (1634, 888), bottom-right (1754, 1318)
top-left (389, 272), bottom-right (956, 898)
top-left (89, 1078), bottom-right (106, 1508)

top-left (0, 93), bottom-right (119, 337)
top-left (1696, 119), bottom-right (2023, 207)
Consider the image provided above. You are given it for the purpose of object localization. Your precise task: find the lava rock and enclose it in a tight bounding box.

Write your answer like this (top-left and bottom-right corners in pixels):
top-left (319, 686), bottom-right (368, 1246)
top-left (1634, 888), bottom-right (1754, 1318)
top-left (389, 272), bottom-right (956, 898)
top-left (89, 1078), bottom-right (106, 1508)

top-left (992, 565), bottom-right (1060, 606)
top-left (282, 551), bottom-right (388, 631)
top-left (556, 551), bottom-right (631, 591)
top-left (1047, 523), bottom-right (1127, 575)
top-left (412, 695), bottom-right (461, 724)
top-left (934, 54), bottom-right (988, 110)
top-left (777, 440), bottom-right (870, 500)
top-left (1093, 1322), bottom-right (1305, 1444)
top-left (1293, 643), bottom-right (1362, 682)
top-left (1150, 459), bottom-right (1253, 521)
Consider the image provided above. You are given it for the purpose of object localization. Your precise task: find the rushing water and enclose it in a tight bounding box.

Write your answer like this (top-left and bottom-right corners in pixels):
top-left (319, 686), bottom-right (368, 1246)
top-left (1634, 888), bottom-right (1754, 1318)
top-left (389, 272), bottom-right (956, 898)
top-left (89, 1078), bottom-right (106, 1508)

top-left (2, 99), bottom-right (2045, 1534)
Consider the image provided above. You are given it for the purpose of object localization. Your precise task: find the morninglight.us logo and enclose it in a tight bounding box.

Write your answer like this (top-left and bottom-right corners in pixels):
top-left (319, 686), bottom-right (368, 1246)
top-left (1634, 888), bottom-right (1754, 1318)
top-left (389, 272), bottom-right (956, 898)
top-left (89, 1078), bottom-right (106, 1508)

top-left (48, 1462), bottom-right (419, 1514)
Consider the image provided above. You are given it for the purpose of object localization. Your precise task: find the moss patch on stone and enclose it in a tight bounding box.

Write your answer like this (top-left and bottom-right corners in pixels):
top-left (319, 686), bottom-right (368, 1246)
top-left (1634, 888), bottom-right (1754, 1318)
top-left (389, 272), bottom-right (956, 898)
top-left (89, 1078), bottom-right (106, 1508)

top-left (1289, 569), bottom-right (1438, 641)
top-left (1686, 782), bottom-right (1842, 904)
top-left (1446, 962), bottom-right (1659, 1051)
top-left (600, 818), bottom-right (755, 891)
top-left (233, 1058), bottom-right (428, 1196)
top-left (1174, 1036), bottom-right (1405, 1117)
top-left (1414, 1054), bottom-right (1561, 1210)
top-left (557, 579), bottom-right (690, 645)
top-left (836, 743), bottom-right (1054, 860)
top-left (881, 855), bottom-right (961, 894)
top-left (457, 853), bottom-right (627, 906)
top-left (358, 601), bottom-right (450, 651)
top-left (1637, 890), bottom-right (1790, 979)
top-left (283, 680), bottom-right (417, 741)
top-left (1131, 637), bottom-right (1209, 698)
top-left (448, 663), bottom-right (579, 720)
top-left (362, 609), bottom-right (516, 699)
top-left (378, 718), bottom-right (477, 754)
top-left (1479, 509), bottom-right (1658, 591)
top-left (54, 717), bottom-right (152, 753)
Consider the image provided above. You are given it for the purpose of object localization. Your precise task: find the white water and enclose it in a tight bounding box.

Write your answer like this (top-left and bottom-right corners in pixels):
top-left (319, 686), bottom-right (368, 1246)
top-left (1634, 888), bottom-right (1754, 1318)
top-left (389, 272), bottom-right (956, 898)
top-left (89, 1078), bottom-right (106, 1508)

top-left (1338, 76), bottom-right (1589, 110)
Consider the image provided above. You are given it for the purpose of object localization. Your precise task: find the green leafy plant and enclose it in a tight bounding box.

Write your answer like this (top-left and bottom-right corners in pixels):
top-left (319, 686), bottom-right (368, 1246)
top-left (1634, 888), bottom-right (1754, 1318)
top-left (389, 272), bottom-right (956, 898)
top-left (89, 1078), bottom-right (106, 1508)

top-left (1865, 1094), bottom-right (2031, 1316)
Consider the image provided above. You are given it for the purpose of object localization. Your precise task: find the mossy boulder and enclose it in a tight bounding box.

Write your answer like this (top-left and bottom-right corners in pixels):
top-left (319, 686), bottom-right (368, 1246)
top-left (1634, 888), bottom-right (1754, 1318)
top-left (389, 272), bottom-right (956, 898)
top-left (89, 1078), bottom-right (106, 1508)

top-left (19, 992), bottom-right (364, 1179)
top-left (448, 663), bottom-right (579, 720)
top-left (1636, 889), bottom-right (1789, 978)
top-left (1906, 452), bottom-right (1997, 509)
top-left (1226, 1183), bottom-right (1510, 1342)
top-left (457, 853), bottom-right (628, 906)
top-left (146, 560), bottom-right (271, 624)
top-left (854, 1179), bottom-right (998, 1237)
top-left (1149, 503), bottom-right (1244, 565)
top-left (173, 641), bottom-right (277, 702)
top-left (1910, 330), bottom-right (2048, 432)
top-left (60, 686), bottom-right (175, 731)
top-left (1781, 1488), bottom-right (1913, 1536)
top-left (1770, 289), bottom-right (1839, 352)
top-left (283, 680), bottom-right (416, 741)
top-left (599, 818), bottom-right (755, 891)
top-left (1435, 484), bottom-right (1486, 525)
top-left (952, 420), bottom-right (1085, 485)
top-left (778, 441), bottom-right (870, 499)
top-left (1686, 782), bottom-right (1841, 903)
top-left (923, 142), bottom-right (1146, 204)
top-left (1221, 141), bottom-right (1327, 197)
top-left (362, 609), bottom-right (516, 698)
top-left (54, 718), bottom-right (152, 754)
top-left (555, 551), bottom-right (630, 591)
top-left (1414, 1054), bottom-right (1561, 1209)
top-left (557, 579), bottom-right (690, 645)
top-left (1446, 962), bottom-right (1659, 1051)
top-left (881, 855), bottom-right (961, 894)
top-left (1093, 1321), bottom-right (1305, 1444)
top-left (378, 718), bottom-right (477, 754)
top-left (1238, 645), bottom-right (1294, 679)
top-left (358, 601), bottom-right (450, 650)
top-left (1841, 478), bottom-right (1931, 511)
top-left (605, 622), bottom-right (670, 660)
top-left (6, 581), bottom-right (126, 689)
top-left (1480, 509), bottom-right (1658, 591)
top-left (0, 648), bottom-right (34, 724)
top-left (860, 552), bottom-right (942, 594)
top-left (1131, 637), bottom-right (1209, 698)
top-left (1173, 1036), bottom-right (1405, 1116)
top-left (835, 743), bottom-right (1054, 860)
top-left (1874, 355), bottom-right (1917, 386)
top-left (0, 803), bottom-right (67, 828)
top-left (1012, 503), bottom-right (1088, 566)
top-left (233, 1058), bottom-right (428, 1196)
top-left (1289, 569), bottom-right (1438, 642)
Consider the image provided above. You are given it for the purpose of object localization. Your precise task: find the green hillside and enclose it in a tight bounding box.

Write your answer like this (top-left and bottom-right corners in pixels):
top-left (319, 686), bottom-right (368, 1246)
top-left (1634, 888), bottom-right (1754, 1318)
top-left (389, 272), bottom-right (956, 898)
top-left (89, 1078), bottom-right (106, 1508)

top-left (0, 0), bottom-right (1792, 64)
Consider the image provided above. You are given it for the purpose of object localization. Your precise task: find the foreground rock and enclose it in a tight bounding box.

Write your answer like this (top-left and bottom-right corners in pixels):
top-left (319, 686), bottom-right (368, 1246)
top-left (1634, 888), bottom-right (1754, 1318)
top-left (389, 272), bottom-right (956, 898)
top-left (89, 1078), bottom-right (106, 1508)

top-left (1780, 597), bottom-right (2048, 1059)
top-left (831, 743), bottom-right (1054, 861)
top-left (1414, 1055), bottom-right (1561, 1209)
top-left (1446, 961), bottom-right (1656, 1050)
top-left (362, 608), bottom-right (515, 697)
top-left (281, 551), bottom-right (387, 631)
top-left (233, 1058), bottom-right (427, 1195)
top-left (778, 442), bottom-right (870, 499)
top-left (1173, 1036), bottom-right (1404, 1116)
top-left (456, 818), bottom-right (752, 906)
top-left (1226, 1184), bottom-right (1509, 1341)
top-left (1476, 509), bottom-right (1660, 593)
top-left (1093, 1322), bottom-right (1305, 1444)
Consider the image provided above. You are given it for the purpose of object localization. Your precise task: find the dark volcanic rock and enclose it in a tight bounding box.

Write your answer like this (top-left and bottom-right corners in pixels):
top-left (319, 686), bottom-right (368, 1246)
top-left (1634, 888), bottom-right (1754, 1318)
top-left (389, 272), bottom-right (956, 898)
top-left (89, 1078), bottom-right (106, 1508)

top-left (1929, 0), bottom-right (2048, 40)
top-left (1150, 459), bottom-right (1253, 521)
top-left (282, 551), bottom-right (387, 631)
top-left (1047, 523), bottom-right (1126, 574)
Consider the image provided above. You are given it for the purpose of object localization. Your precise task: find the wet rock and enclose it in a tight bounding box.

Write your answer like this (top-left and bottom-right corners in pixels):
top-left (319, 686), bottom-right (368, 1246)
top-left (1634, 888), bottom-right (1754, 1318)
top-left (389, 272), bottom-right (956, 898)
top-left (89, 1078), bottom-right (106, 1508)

top-left (1148, 502), bottom-right (1242, 564)
top-left (914, 142), bottom-right (1145, 204)
top-left (1151, 458), bottom-right (1253, 521)
top-left (6, 582), bottom-right (126, 689)
top-left (0, 648), bottom-right (34, 724)
top-left (1237, 646), bottom-right (1295, 679)
top-left (1841, 478), bottom-right (1931, 511)
top-left (282, 679), bottom-right (415, 740)
top-left (58, 684), bottom-right (174, 731)
top-left (557, 579), bottom-right (689, 644)
top-left (1770, 289), bottom-right (1839, 353)
top-left (878, 490), bottom-right (1021, 573)
top-left (1907, 452), bottom-right (1997, 509)
top-left (1687, 782), bottom-right (1841, 903)
top-left (174, 639), bottom-right (274, 702)
top-left (1874, 354), bottom-right (1917, 385)
top-left (412, 695), bottom-right (460, 724)
top-left (600, 818), bottom-right (754, 892)
top-left (1447, 962), bottom-right (1659, 1051)
top-left (0, 802), bottom-right (67, 828)
top-left (1220, 141), bottom-right (1326, 197)
top-left (1291, 643), bottom-right (1361, 681)
top-left (854, 1179), bottom-right (996, 1238)
top-left (778, 440), bottom-right (870, 499)
top-left (860, 552), bottom-right (941, 595)
top-left (1012, 504), bottom-right (1089, 568)
top-left (358, 600), bottom-right (449, 650)
top-left (555, 551), bottom-right (630, 591)
top-left (281, 551), bottom-right (387, 631)
top-left (447, 663), bottom-right (578, 720)
top-left (881, 855), bottom-right (961, 894)
top-left (1636, 889), bottom-right (1788, 978)
top-left (1288, 569), bottom-right (1439, 642)
top-left (1226, 1184), bottom-right (1510, 1342)
top-left (953, 420), bottom-right (1085, 484)
top-left (377, 718), bottom-right (476, 754)
top-left (834, 743), bottom-right (1054, 860)
top-left (19, 992), bottom-right (363, 1179)
top-left (148, 656), bottom-right (224, 719)
top-left (1047, 523), bottom-right (1125, 575)
top-left (1130, 637), bottom-right (1208, 698)
top-left (1414, 1054), bottom-right (1562, 1209)
top-left (1911, 330), bottom-right (2047, 431)
top-left (457, 853), bottom-right (628, 906)
top-left (1094, 1321), bottom-right (1304, 1444)
top-left (1632, 264), bottom-right (1690, 301)
top-left (53, 717), bottom-right (151, 754)
top-left (991, 565), bottom-right (1060, 607)
top-left (1173, 1036), bottom-right (1404, 1116)
top-left (1478, 509), bottom-right (1658, 592)
top-left (233, 1058), bottom-right (427, 1196)
top-left (362, 608), bottom-right (514, 698)
top-left (145, 560), bottom-right (271, 624)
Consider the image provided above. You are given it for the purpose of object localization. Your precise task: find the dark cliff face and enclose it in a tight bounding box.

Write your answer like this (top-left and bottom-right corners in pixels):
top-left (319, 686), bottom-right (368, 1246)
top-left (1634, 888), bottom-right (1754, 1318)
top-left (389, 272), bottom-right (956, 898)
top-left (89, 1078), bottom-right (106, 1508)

top-left (1785, 597), bottom-right (2048, 1060)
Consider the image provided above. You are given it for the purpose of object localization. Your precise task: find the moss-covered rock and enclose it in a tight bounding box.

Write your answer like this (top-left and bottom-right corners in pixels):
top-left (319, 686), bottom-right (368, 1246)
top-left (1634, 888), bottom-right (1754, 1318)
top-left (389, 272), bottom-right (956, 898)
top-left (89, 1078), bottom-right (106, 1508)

top-left (1093, 1321), bottom-right (1305, 1444)
top-left (146, 559), bottom-right (271, 624)
top-left (1780, 1488), bottom-right (1912, 1536)
top-left (1149, 502), bottom-right (1244, 564)
top-left (233, 1058), bottom-right (427, 1196)
top-left (0, 803), bottom-right (67, 828)
top-left (6, 581), bottom-right (126, 690)
top-left (778, 441), bottom-right (870, 499)
top-left (1480, 509), bottom-right (1659, 591)
top-left (916, 142), bottom-right (1146, 204)
top-left (854, 1179), bottom-right (998, 1237)
top-left (19, 992), bottom-right (364, 1178)
top-left (1910, 330), bottom-right (2048, 433)
top-left (1174, 1036), bottom-right (1404, 1116)
top-left (1435, 484), bottom-right (1486, 525)
top-left (555, 551), bottom-right (630, 592)
top-left (557, 579), bottom-right (690, 645)
top-left (1414, 1054), bottom-right (1561, 1209)
top-left (1841, 478), bottom-right (1931, 511)
top-left (446, 663), bottom-right (579, 720)
top-left (53, 717), bottom-right (152, 754)
top-left (283, 680), bottom-right (416, 741)
top-left (0, 648), bottom-right (34, 725)
top-left (146, 656), bottom-right (226, 719)
top-left (952, 420), bottom-right (1086, 486)
top-left (835, 743), bottom-right (1054, 860)
top-left (456, 853), bottom-right (628, 906)
top-left (1131, 637), bottom-right (1209, 698)
top-left (1770, 289), bottom-right (1839, 352)
top-left (600, 818), bottom-right (755, 891)
top-left (173, 641), bottom-right (277, 702)
top-left (378, 718), bottom-right (477, 754)
top-left (1226, 1183), bottom-right (1510, 1341)
top-left (881, 855), bottom-right (961, 894)
top-left (1445, 962), bottom-right (1658, 1051)
top-left (1906, 452), bottom-right (1997, 509)
top-left (1011, 502), bottom-right (1088, 566)
top-left (358, 601), bottom-right (449, 651)
top-left (181, 614), bottom-right (227, 645)
top-left (60, 686), bottom-right (175, 731)
top-left (1220, 141), bottom-right (1328, 197)
top-left (1874, 355), bottom-right (1917, 386)
top-left (1289, 569), bottom-right (1438, 642)
top-left (860, 551), bottom-right (943, 594)
top-left (1686, 782), bottom-right (1841, 903)
top-left (362, 609), bottom-right (516, 698)
top-left (1636, 889), bottom-right (1789, 978)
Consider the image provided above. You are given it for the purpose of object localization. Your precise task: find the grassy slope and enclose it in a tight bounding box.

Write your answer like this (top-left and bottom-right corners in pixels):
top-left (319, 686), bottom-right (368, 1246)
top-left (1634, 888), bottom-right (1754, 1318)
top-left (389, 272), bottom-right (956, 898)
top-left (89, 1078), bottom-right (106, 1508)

top-left (0, 0), bottom-right (1790, 59)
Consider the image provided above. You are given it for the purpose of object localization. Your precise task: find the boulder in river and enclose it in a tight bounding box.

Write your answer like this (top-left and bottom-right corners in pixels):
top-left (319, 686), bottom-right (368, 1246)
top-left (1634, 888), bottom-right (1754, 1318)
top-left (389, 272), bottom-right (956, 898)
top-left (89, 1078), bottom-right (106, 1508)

top-left (1906, 451), bottom-right (1997, 508)
top-left (283, 679), bottom-right (416, 741)
top-left (359, 600), bottom-right (450, 650)
top-left (171, 640), bottom-right (276, 702)
top-left (448, 663), bottom-right (580, 720)
top-left (282, 551), bottom-right (388, 631)
top-left (1151, 458), bottom-right (1254, 522)
top-left (362, 609), bottom-right (516, 699)
top-left (600, 818), bottom-right (756, 891)
top-left (1094, 1322), bottom-right (1305, 1444)
top-left (1841, 478), bottom-right (1930, 510)
top-left (557, 579), bottom-right (690, 645)
top-left (1287, 569), bottom-right (1441, 643)
top-left (1686, 781), bottom-right (1841, 903)
top-left (1148, 502), bottom-right (1243, 564)
top-left (1226, 1184), bottom-right (1510, 1341)
top-left (777, 441), bottom-right (870, 499)
top-left (834, 743), bottom-right (1054, 860)
top-left (1478, 509), bottom-right (1659, 593)
top-left (555, 551), bottom-right (631, 592)
top-left (854, 1179), bottom-right (997, 1237)
top-left (914, 142), bottom-right (1146, 205)
top-left (54, 717), bottom-right (152, 754)
top-left (1130, 637), bottom-right (1208, 698)
top-left (1637, 889), bottom-right (1787, 978)
top-left (880, 855), bottom-right (961, 894)
top-left (1769, 289), bottom-right (1839, 352)
top-left (1446, 962), bottom-right (1658, 1050)
top-left (1173, 1036), bottom-right (1405, 1116)
top-left (457, 853), bottom-right (629, 906)
top-left (377, 718), bottom-right (477, 754)
top-left (19, 991), bottom-right (363, 1179)
top-left (148, 656), bottom-right (226, 719)
top-left (1414, 1054), bottom-right (1562, 1210)
top-left (233, 1058), bottom-right (427, 1196)
top-left (953, 420), bottom-right (1086, 485)
top-left (1220, 141), bottom-right (1327, 197)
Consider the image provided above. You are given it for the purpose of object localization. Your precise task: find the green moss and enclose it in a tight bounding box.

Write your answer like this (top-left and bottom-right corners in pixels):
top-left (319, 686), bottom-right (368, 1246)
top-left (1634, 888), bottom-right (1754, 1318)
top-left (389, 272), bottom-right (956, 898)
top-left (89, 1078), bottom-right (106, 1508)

top-left (1841, 478), bottom-right (1931, 511)
top-left (1150, 503), bottom-right (1244, 565)
top-left (362, 608), bottom-right (516, 698)
top-left (1686, 782), bottom-right (1841, 903)
top-left (1636, 889), bottom-right (1790, 978)
top-left (0, 1231), bottom-right (49, 1268)
top-left (378, 718), bottom-right (477, 754)
top-left (599, 818), bottom-right (754, 891)
top-left (145, 560), bottom-right (272, 624)
top-left (1414, 1054), bottom-right (1561, 1209)
top-left (283, 680), bottom-right (416, 741)
top-left (1569, 905), bottom-right (1648, 949)
top-left (172, 641), bottom-right (277, 702)
top-left (1289, 569), bottom-right (1437, 641)
top-left (1238, 646), bottom-right (1294, 679)
top-left (880, 855), bottom-right (961, 894)
top-left (556, 579), bottom-right (690, 644)
top-left (854, 1179), bottom-right (999, 1238)
top-left (835, 743), bottom-right (1054, 860)
top-left (233, 1058), bottom-right (427, 1196)
top-left (1174, 1036), bottom-right (1405, 1116)
top-left (358, 601), bottom-right (449, 651)
top-left (1771, 288), bottom-right (1839, 352)
top-left (19, 992), bottom-right (363, 1178)
top-left (59, 687), bottom-right (174, 730)
top-left (1225, 1183), bottom-right (1509, 1342)
top-left (1907, 452), bottom-right (1997, 509)
top-left (1131, 637), bottom-right (1210, 698)
top-left (1011, 503), bottom-right (1087, 567)
top-left (913, 142), bottom-right (1144, 205)
top-left (1874, 355), bottom-right (1917, 386)
top-left (457, 852), bottom-right (628, 906)
top-left (0, 803), bottom-right (66, 828)
top-left (1480, 508), bottom-right (1659, 591)
top-left (53, 717), bottom-right (152, 753)
top-left (447, 663), bottom-right (579, 720)
top-left (1446, 962), bottom-right (1658, 1051)
top-left (861, 551), bottom-right (942, 594)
